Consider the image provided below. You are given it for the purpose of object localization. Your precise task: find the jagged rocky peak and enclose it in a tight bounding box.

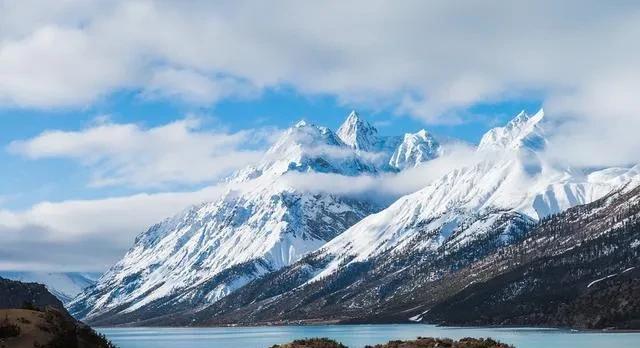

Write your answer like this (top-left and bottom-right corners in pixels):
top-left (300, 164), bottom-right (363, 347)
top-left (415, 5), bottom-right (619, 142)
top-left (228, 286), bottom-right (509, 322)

top-left (389, 129), bottom-right (441, 170)
top-left (478, 108), bottom-right (546, 151)
top-left (337, 110), bottom-right (379, 151)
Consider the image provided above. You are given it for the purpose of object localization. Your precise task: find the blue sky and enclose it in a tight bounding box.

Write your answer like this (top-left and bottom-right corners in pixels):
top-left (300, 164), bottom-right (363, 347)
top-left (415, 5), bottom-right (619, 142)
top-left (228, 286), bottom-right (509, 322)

top-left (1, 1), bottom-right (638, 271)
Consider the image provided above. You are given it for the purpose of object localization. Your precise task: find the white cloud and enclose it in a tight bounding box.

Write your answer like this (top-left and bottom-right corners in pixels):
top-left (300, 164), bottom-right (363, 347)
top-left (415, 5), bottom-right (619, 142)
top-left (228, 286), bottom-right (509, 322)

top-left (543, 71), bottom-right (640, 167)
top-left (8, 118), bottom-right (266, 188)
top-left (281, 143), bottom-right (477, 204)
top-left (0, 25), bottom-right (135, 107)
top-left (143, 67), bottom-right (259, 105)
top-left (0, 185), bottom-right (226, 271)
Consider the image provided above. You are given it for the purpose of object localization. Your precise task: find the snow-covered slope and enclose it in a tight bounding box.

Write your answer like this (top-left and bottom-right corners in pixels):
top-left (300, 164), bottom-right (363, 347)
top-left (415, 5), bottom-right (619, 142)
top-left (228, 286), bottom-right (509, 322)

top-left (0, 272), bottom-right (99, 304)
top-left (69, 113), bottom-right (441, 323)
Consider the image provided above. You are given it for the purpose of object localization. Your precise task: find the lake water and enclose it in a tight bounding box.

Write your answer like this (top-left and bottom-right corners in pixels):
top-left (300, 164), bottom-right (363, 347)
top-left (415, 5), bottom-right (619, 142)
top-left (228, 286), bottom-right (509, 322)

top-left (98, 325), bottom-right (640, 348)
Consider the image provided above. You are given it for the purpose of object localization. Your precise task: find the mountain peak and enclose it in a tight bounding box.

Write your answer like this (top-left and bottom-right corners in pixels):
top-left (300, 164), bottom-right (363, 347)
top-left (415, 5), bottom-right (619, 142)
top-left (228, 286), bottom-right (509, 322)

top-left (414, 129), bottom-right (430, 139)
top-left (478, 108), bottom-right (546, 151)
top-left (294, 120), bottom-right (308, 128)
top-left (507, 108), bottom-right (544, 129)
top-left (389, 129), bottom-right (440, 169)
top-left (337, 110), bottom-right (379, 151)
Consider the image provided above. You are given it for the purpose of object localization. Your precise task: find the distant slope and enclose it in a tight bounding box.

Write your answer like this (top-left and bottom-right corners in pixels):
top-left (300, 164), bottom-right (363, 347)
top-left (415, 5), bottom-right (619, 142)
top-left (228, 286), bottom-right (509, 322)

top-left (0, 272), bottom-right (99, 304)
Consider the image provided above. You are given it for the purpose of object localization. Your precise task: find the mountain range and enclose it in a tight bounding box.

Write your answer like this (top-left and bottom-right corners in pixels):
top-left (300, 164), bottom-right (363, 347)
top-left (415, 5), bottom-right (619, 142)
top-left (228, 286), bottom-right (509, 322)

top-left (69, 110), bottom-right (640, 329)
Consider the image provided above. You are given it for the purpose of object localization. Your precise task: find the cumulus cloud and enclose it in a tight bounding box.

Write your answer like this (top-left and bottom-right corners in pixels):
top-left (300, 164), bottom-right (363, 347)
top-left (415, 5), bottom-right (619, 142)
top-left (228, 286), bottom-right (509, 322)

top-left (8, 118), bottom-right (266, 188)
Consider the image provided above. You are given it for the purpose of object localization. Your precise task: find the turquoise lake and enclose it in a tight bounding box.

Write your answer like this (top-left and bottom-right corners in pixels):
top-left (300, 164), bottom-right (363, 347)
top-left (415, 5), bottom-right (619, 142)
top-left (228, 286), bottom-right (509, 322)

top-left (98, 324), bottom-right (640, 347)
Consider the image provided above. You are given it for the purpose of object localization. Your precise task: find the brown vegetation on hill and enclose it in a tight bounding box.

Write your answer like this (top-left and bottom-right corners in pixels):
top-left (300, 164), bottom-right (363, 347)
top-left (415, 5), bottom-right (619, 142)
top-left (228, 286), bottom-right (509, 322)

top-left (270, 337), bottom-right (513, 348)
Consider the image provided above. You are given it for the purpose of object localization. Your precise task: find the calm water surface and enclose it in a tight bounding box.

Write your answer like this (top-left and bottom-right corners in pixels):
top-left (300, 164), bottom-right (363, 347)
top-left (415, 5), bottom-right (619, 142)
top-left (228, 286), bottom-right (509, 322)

top-left (98, 325), bottom-right (640, 348)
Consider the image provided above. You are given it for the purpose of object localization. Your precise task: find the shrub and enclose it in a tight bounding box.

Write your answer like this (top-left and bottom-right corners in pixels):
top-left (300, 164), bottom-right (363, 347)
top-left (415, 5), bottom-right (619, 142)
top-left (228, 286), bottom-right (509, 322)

top-left (0, 316), bottom-right (20, 339)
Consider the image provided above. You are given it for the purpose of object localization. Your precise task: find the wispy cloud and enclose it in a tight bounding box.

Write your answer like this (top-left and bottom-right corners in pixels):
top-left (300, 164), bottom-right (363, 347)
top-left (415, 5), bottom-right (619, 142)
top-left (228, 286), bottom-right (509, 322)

top-left (280, 143), bottom-right (477, 204)
top-left (143, 67), bottom-right (260, 105)
top-left (7, 118), bottom-right (268, 188)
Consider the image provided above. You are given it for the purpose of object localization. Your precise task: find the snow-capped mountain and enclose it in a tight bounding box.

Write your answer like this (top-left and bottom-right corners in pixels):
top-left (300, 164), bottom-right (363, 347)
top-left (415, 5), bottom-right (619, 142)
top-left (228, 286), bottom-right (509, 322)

top-left (233, 119), bottom-right (379, 181)
top-left (389, 129), bottom-right (441, 170)
top-left (171, 109), bottom-right (640, 326)
top-left (337, 110), bottom-right (381, 152)
top-left (0, 272), bottom-right (100, 304)
top-left (69, 112), bottom-right (443, 324)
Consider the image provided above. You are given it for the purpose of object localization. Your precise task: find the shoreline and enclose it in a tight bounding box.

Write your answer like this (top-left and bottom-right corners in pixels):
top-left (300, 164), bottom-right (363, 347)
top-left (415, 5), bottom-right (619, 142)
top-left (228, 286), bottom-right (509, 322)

top-left (93, 321), bottom-right (640, 333)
